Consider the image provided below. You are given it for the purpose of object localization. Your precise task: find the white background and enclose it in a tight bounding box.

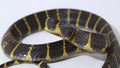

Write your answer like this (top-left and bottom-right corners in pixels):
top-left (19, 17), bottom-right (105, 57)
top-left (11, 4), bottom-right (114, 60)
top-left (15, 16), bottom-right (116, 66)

top-left (0, 0), bottom-right (120, 68)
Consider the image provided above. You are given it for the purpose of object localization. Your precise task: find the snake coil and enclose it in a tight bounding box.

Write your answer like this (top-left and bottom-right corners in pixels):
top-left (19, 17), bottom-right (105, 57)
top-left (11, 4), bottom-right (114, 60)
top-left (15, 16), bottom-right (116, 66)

top-left (0, 9), bottom-right (120, 68)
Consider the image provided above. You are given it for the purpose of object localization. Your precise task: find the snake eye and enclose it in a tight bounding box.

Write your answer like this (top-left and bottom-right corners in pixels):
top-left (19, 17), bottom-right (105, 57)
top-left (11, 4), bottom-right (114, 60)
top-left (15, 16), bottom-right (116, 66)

top-left (60, 24), bottom-right (76, 40)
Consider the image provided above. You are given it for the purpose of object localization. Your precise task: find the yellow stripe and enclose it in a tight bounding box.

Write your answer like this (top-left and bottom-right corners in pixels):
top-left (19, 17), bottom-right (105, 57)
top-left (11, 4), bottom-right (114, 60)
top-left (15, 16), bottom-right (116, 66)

top-left (34, 13), bottom-right (41, 31)
top-left (3, 32), bottom-right (10, 40)
top-left (56, 9), bottom-right (60, 20)
top-left (13, 24), bottom-right (22, 37)
top-left (108, 64), bottom-right (111, 68)
top-left (85, 13), bottom-right (92, 29)
top-left (45, 44), bottom-right (51, 61)
top-left (25, 45), bottom-right (33, 61)
top-left (13, 60), bottom-right (19, 65)
top-left (100, 24), bottom-right (108, 33)
top-left (76, 10), bottom-right (82, 27)
top-left (3, 63), bottom-right (7, 68)
top-left (37, 61), bottom-right (44, 67)
top-left (75, 48), bottom-right (82, 53)
top-left (10, 43), bottom-right (20, 58)
top-left (70, 31), bottom-right (78, 47)
top-left (2, 39), bottom-right (12, 51)
top-left (63, 40), bottom-right (68, 56)
top-left (111, 38), bottom-right (116, 42)
top-left (93, 17), bottom-right (102, 32)
top-left (45, 21), bottom-right (61, 35)
top-left (69, 29), bottom-right (76, 40)
top-left (105, 35), bottom-right (109, 51)
top-left (45, 10), bottom-right (49, 17)
top-left (84, 33), bottom-right (93, 52)
top-left (108, 31), bottom-right (112, 35)
top-left (100, 35), bottom-right (108, 53)
top-left (2, 41), bottom-right (9, 49)
top-left (67, 9), bottom-right (70, 23)
top-left (23, 18), bottom-right (31, 35)
top-left (112, 54), bottom-right (119, 67)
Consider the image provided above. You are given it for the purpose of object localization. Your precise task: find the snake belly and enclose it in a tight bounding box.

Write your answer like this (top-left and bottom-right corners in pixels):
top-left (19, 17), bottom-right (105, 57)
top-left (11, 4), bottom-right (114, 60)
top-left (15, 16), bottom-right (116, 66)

top-left (0, 9), bottom-right (120, 68)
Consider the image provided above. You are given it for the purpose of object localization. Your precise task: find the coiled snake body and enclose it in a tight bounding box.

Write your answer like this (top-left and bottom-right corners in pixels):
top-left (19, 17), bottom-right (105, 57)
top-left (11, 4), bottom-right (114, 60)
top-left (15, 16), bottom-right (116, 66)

top-left (0, 9), bottom-right (120, 68)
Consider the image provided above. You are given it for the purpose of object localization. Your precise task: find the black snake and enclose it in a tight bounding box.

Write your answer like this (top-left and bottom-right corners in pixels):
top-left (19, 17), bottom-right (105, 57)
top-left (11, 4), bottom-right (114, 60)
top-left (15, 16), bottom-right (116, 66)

top-left (0, 9), bottom-right (120, 68)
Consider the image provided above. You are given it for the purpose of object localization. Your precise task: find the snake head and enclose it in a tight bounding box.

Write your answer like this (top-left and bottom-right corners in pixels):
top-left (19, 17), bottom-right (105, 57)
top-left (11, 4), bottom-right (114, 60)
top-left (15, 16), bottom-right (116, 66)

top-left (45, 18), bottom-right (61, 35)
top-left (60, 23), bottom-right (76, 40)
top-left (45, 18), bottom-right (59, 30)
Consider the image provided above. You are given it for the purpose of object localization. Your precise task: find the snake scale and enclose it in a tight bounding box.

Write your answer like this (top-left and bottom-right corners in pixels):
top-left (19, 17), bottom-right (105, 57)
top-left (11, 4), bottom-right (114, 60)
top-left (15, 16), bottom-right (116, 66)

top-left (0, 9), bottom-right (120, 68)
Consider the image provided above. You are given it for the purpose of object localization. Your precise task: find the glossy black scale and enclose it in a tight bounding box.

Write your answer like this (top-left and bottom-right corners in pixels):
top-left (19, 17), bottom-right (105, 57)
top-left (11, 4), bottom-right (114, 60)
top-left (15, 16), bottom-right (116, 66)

top-left (1, 9), bottom-right (120, 68)
top-left (13, 44), bottom-right (31, 59)
top-left (49, 41), bottom-right (63, 59)
top-left (74, 29), bottom-right (89, 47)
top-left (91, 33), bottom-right (107, 52)
top-left (47, 10), bottom-right (57, 19)
top-left (88, 14), bottom-right (100, 30)
top-left (78, 11), bottom-right (90, 28)
top-left (25, 15), bottom-right (39, 33)
top-left (36, 11), bottom-right (47, 30)
top-left (4, 41), bottom-right (18, 56)
top-left (59, 9), bottom-right (67, 21)
top-left (31, 44), bottom-right (47, 60)
top-left (96, 19), bottom-right (107, 32)
top-left (14, 19), bottom-right (29, 38)
top-left (69, 9), bottom-right (79, 25)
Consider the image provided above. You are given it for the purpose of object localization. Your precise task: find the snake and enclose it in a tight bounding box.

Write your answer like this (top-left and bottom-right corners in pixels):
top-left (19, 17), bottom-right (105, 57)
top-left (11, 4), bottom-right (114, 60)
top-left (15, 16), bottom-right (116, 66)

top-left (0, 9), bottom-right (120, 68)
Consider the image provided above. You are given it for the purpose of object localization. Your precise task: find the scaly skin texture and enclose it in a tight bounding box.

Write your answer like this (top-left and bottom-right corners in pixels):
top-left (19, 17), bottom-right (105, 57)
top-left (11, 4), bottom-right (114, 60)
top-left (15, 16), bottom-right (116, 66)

top-left (44, 9), bottom-right (120, 68)
top-left (45, 20), bottom-right (110, 53)
top-left (0, 9), bottom-right (120, 68)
